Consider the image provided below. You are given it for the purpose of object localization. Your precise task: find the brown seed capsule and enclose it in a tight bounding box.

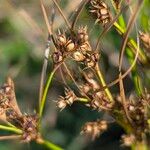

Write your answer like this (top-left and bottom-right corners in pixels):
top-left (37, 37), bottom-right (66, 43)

top-left (56, 98), bottom-right (67, 111)
top-left (86, 52), bottom-right (100, 68)
top-left (81, 120), bottom-right (108, 140)
top-left (57, 34), bottom-right (67, 45)
top-left (56, 88), bottom-right (77, 111)
top-left (80, 42), bottom-right (92, 54)
top-left (65, 39), bottom-right (75, 51)
top-left (52, 51), bottom-right (63, 64)
top-left (78, 26), bottom-right (89, 43)
top-left (73, 51), bottom-right (85, 62)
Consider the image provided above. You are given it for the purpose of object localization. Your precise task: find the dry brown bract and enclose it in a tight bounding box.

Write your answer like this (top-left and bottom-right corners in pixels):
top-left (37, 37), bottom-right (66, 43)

top-left (90, 0), bottom-right (112, 27)
top-left (56, 88), bottom-right (77, 111)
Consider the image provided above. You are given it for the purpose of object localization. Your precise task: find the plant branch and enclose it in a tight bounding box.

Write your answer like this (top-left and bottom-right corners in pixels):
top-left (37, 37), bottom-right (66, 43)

top-left (95, 63), bottom-right (114, 102)
top-left (0, 125), bottom-right (22, 134)
top-left (37, 139), bottom-right (63, 150)
top-left (39, 64), bottom-right (61, 120)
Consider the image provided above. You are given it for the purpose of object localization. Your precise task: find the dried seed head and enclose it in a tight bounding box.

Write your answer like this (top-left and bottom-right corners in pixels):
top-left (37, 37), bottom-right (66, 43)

top-left (85, 52), bottom-right (100, 68)
top-left (81, 120), bottom-right (108, 140)
top-left (72, 51), bottom-right (85, 62)
top-left (0, 77), bottom-right (22, 120)
top-left (90, 0), bottom-right (112, 27)
top-left (64, 88), bottom-right (77, 104)
top-left (87, 91), bottom-right (114, 111)
top-left (78, 26), bottom-right (89, 43)
top-left (65, 39), bottom-right (75, 51)
top-left (52, 51), bottom-right (63, 64)
top-left (20, 114), bottom-right (39, 142)
top-left (56, 88), bottom-right (77, 110)
top-left (80, 83), bottom-right (91, 94)
top-left (57, 34), bottom-right (67, 45)
top-left (56, 98), bottom-right (67, 111)
top-left (121, 134), bottom-right (136, 147)
top-left (79, 42), bottom-right (92, 54)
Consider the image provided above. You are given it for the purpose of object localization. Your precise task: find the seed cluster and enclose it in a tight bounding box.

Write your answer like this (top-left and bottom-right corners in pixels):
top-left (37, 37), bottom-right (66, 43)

top-left (116, 92), bottom-right (150, 140)
top-left (0, 77), bottom-right (21, 121)
top-left (81, 120), bottom-right (108, 140)
top-left (81, 72), bottom-right (114, 111)
top-left (90, 0), bottom-right (112, 27)
top-left (121, 134), bottom-right (136, 147)
top-left (87, 91), bottom-right (114, 111)
top-left (52, 26), bottom-right (99, 68)
top-left (56, 88), bottom-right (77, 111)
top-left (0, 78), bottom-right (40, 142)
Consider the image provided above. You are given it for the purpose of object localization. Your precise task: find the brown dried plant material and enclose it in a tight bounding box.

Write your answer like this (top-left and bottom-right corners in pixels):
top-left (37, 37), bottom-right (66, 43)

top-left (112, 0), bottom-right (122, 10)
top-left (139, 31), bottom-right (150, 51)
top-left (52, 51), bottom-right (63, 64)
top-left (126, 98), bottom-right (148, 133)
top-left (73, 51), bottom-right (86, 62)
top-left (86, 91), bottom-right (114, 111)
top-left (19, 114), bottom-right (40, 142)
top-left (81, 120), bottom-right (108, 140)
top-left (65, 39), bottom-right (75, 52)
top-left (0, 77), bottom-right (22, 121)
top-left (56, 88), bottom-right (77, 111)
top-left (121, 134), bottom-right (136, 146)
top-left (85, 52), bottom-right (100, 68)
top-left (57, 32), bottom-right (67, 46)
top-left (0, 78), bottom-right (40, 143)
top-left (77, 26), bottom-right (89, 43)
top-left (90, 0), bottom-right (112, 27)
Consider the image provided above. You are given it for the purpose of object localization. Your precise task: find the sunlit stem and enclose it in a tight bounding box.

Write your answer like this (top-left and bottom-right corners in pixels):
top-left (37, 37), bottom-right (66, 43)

top-left (95, 64), bottom-right (114, 102)
top-left (37, 139), bottom-right (63, 150)
top-left (77, 97), bottom-right (89, 102)
top-left (0, 125), bottom-right (22, 134)
top-left (39, 64), bottom-right (61, 121)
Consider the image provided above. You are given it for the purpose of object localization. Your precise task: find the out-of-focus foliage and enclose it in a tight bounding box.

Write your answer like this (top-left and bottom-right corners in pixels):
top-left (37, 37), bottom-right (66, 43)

top-left (0, 0), bottom-right (149, 150)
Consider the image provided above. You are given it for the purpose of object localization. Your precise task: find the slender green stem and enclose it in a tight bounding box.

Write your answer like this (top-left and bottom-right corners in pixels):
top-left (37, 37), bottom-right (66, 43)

top-left (77, 97), bottom-right (89, 102)
top-left (39, 139), bottom-right (63, 150)
top-left (0, 125), bottom-right (22, 134)
top-left (39, 71), bottom-right (55, 118)
top-left (95, 64), bottom-right (113, 102)
top-left (39, 65), bottom-right (60, 119)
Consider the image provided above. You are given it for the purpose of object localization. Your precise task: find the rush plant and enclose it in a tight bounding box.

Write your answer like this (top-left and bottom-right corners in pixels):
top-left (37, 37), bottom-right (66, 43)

top-left (0, 0), bottom-right (150, 150)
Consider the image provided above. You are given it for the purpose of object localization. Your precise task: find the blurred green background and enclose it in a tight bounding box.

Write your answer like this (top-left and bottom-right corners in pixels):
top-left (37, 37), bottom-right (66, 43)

top-left (0, 0), bottom-right (149, 150)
